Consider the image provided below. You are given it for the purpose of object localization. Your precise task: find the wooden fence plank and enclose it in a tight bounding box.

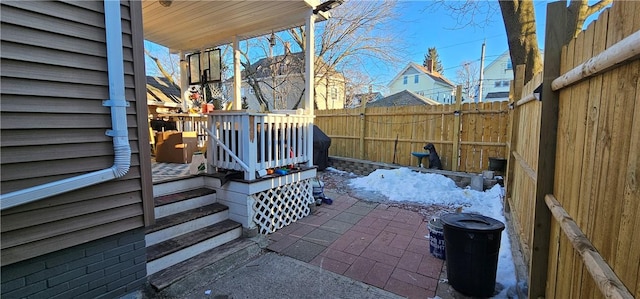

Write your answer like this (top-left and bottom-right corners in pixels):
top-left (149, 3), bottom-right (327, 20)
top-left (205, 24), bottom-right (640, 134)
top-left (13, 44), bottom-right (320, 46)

top-left (577, 9), bottom-right (607, 275)
top-left (607, 60), bottom-right (639, 291)
top-left (556, 35), bottom-right (574, 297)
top-left (507, 65), bottom-right (525, 204)
top-left (590, 0), bottom-right (624, 275)
top-left (572, 24), bottom-right (594, 298)
top-left (452, 86), bottom-right (462, 171)
top-left (577, 20), bottom-right (607, 299)
top-left (570, 19), bottom-right (599, 299)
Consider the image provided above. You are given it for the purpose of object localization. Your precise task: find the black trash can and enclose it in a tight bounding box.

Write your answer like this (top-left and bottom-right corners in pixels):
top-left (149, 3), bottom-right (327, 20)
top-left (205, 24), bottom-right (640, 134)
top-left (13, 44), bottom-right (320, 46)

top-left (488, 157), bottom-right (507, 172)
top-left (441, 213), bottom-right (505, 297)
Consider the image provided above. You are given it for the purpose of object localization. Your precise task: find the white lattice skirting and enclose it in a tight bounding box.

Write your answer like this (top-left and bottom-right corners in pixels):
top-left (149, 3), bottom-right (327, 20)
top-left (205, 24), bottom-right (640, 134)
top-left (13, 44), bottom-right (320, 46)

top-left (252, 179), bottom-right (314, 234)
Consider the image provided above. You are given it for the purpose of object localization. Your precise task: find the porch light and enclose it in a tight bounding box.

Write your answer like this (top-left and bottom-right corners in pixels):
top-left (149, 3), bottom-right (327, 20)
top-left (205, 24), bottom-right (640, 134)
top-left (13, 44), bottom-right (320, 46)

top-left (158, 0), bottom-right (172, 7)
top-left (313, 0), bottom-right (344, 14)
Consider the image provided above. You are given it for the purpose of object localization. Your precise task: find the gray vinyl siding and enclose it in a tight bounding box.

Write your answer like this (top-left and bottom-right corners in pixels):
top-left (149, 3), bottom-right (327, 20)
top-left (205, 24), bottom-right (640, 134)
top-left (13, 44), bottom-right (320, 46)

top-left (0, 0), bottom-right (153, 267)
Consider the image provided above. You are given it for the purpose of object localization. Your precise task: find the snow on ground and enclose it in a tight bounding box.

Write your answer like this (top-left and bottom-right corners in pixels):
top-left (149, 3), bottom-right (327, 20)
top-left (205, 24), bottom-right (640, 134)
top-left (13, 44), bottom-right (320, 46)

top-left (345, 167), bottom-right (517, 298)
top-left (323, 167), bottom-right (351, 175)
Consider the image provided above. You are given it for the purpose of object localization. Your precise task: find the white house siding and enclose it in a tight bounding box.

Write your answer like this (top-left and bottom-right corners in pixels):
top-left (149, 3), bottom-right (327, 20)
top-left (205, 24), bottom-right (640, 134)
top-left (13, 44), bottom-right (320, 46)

top-left (481, 51), bottom-right (514, 102)
top-left (388, 63), bottom-right (455, 104)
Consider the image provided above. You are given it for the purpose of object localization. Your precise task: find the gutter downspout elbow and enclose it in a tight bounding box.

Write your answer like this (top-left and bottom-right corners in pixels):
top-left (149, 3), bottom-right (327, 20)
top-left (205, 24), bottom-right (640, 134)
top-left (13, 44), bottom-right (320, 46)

top-left (111, 143), bottom-right (131, 178)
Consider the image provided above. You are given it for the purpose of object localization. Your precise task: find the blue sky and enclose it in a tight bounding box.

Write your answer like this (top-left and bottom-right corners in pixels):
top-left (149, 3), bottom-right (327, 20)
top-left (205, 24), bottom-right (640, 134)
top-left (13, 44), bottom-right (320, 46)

top-left (370, 0), bottom-right (606, 88)
top-left (363, 1), bottom-right (553, 88)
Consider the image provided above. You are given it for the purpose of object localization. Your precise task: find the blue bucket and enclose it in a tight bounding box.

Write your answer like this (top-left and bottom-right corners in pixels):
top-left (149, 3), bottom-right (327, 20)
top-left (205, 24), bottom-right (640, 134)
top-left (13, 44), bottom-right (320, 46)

top-left (428, 217), bottom-right (446, 260)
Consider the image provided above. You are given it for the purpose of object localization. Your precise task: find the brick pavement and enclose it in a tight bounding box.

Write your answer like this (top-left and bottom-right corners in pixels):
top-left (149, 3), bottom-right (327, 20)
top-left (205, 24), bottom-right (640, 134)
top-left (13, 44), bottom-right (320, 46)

top-left (267, 190), bottom-right (444, 299)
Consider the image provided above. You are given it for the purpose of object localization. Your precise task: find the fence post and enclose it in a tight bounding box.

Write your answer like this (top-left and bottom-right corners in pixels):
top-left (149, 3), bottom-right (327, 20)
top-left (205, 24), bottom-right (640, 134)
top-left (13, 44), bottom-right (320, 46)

top-left (506, 65), bottom-right (526, 208)
top-left (528, 2), bottom-right (568, 298)
top-left (451, 85), bottom-right (462, 171)
top-left (359, 101), bottom-right (367, 160)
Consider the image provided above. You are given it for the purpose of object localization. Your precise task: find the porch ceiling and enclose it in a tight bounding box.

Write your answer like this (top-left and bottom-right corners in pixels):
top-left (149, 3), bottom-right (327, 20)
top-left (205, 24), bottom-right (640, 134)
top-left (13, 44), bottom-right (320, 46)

top-left (141, 0), bottom-right (319, 53)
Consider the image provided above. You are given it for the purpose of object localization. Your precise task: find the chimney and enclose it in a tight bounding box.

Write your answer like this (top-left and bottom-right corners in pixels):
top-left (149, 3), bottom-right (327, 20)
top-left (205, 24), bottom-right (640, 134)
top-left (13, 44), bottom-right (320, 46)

top-left (284, 42), bottom-right (291, 55)
top-left (426, 59), bottom-right (434, 73)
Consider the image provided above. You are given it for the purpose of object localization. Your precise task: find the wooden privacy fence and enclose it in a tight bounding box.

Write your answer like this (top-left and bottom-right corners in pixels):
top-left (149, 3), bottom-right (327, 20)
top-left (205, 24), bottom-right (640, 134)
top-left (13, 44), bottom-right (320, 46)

top-left (545, 2), bottom-right (639, 298)
top-left (315, 99), bottom-right (510, 173)
top-left (506, 1), bottom-right (640, 298)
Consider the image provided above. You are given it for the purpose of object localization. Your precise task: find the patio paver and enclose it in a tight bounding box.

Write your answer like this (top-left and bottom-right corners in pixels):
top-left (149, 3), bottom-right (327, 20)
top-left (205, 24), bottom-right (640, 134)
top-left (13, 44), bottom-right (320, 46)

top-left (303, 228), bottom-right (341, 246)
top-left (282, 239), bottom-right (326, 263)
top-left (266, 191), bottom-right (443, 299)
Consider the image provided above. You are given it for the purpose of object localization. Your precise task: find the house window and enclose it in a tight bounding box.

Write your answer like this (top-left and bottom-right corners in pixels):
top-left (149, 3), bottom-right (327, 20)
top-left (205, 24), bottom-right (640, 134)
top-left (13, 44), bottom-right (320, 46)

top-left (414, 75), bottom-right (419, 83)
top-left (403, 76), bottom-right (408, 85)
top-left (506, 59), bottom-right (513, 70)
top-left (494, 81), bottom-right (501, 88)
top-left (502, 81), bottom-right (510, 87)
top-left (331, 87), bottom-right (338, 101)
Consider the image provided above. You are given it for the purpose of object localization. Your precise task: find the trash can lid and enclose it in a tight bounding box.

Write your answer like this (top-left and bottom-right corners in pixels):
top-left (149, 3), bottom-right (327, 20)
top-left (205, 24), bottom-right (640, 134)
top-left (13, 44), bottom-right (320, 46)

top-left (440, 213), bottom-right (505, 233)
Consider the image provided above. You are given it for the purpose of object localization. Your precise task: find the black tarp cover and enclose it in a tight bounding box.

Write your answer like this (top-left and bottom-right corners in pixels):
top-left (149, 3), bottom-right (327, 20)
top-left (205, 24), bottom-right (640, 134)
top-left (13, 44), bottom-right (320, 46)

top-left (313, 125), bottom-right (331, 170)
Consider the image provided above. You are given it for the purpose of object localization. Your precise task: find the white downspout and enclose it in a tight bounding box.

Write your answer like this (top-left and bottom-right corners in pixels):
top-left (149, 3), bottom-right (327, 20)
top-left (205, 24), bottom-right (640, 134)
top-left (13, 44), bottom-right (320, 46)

top-left (0, 0), bottom-right (130, 210)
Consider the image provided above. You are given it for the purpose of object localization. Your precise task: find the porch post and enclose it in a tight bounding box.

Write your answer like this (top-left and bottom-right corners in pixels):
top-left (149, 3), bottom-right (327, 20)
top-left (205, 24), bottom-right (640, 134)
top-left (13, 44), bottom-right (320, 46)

top-left (179, 50), bottom-right (189, 112)
top-left (233, 36), bottom-right (242, 110)
top-left (305, 10), bottom-right (315, 167)
top-left (305, 11), bottom-right (315, 114)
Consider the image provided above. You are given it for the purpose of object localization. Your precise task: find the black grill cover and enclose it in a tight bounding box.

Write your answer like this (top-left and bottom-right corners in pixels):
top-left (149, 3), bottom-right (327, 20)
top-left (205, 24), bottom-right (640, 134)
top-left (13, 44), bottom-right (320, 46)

top-left (313, 125), bottom-right (331, 170)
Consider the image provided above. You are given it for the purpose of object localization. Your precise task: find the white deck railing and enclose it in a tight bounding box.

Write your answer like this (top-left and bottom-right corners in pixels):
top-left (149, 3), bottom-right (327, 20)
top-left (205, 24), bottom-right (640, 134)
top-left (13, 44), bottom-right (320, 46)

top-left (205, 110), bottom-right (314, 180)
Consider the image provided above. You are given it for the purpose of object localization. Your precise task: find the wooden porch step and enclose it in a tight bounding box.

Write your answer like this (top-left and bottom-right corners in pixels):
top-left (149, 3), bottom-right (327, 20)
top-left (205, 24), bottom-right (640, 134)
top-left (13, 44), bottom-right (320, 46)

top-left (147, 238), bottom-right (261, 291)
top-left (147, 203), bottom-right (227, 234)
top-left (154, 187), bottom-right (216, 207)
top-left (146, 219), bottom-right (241, 262)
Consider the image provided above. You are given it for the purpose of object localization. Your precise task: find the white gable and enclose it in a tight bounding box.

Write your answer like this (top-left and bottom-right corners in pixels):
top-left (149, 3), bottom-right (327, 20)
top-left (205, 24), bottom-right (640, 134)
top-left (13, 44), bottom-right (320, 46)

top-left (388, 62), bottom-right (456, 104)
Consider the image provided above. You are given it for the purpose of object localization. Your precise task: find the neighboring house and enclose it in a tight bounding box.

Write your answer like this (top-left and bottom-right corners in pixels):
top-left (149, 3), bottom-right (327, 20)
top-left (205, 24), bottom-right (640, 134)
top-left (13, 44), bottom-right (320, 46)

top-left (366, 90), bottom-right (440, 107)
top-left (388, 61), bottom-right (456, 104)
top-left (481, 50), bottom-right (514, 102)
top-left (228, 47), bottom-right (346, 111)
top-left (147, 76), bottom-right (182, 108)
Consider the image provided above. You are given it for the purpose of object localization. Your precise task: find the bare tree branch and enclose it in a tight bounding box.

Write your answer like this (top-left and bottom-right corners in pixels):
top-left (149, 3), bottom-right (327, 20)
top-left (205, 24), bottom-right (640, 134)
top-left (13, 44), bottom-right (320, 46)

top-left (586, 0), bottom-right (612, 17)
top-left (289, 0), bottom-right (403, 105)
top-left (456, 61), bottom-right (480, 101)
top-left (144, 48), bottom-right (179, 88)
top-left (432, 0), bottom-right (609, 82)
top-left (423, 0), bottom-right (500, 30)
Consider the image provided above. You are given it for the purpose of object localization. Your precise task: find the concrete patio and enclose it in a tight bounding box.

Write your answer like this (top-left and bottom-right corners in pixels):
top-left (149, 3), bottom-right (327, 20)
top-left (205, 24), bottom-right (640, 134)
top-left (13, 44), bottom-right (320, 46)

top-left (266, 189), bottom-right (444, 299)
